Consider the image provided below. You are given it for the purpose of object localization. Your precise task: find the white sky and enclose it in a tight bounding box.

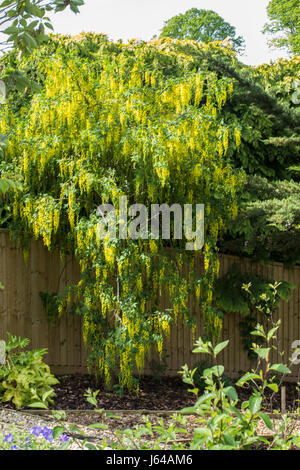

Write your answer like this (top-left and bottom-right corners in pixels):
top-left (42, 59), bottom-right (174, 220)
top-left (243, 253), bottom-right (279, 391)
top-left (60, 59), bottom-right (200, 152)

top-left (49, 0), bottom-right (290, 66)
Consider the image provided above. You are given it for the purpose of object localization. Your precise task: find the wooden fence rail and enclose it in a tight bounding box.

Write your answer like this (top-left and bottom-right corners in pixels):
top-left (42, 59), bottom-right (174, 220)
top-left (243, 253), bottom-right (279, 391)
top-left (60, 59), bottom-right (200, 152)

top-left (0, 229), bottom-right (299, 381)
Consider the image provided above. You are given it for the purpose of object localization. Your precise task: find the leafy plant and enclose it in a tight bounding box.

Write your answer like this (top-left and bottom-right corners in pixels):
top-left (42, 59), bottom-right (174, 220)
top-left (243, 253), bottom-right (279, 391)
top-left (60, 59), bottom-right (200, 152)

top-left (178, 318), bottom-right (299, 449)
top-left (213, 265), bottom-right (295, 357)
top-left (53, 286), bottom-right (299, 450)
top-left (0, 333), bottom-right (59, 409)
top-left (52, 314), bottom-right (300, 450)
top-left (192, 359), bottom-right (233, 392)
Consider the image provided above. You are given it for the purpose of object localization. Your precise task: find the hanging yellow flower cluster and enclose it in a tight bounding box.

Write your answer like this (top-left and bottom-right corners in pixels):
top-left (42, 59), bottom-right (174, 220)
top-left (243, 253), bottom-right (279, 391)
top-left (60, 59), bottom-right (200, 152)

top-left (1, 36), bottom-right (245, 391)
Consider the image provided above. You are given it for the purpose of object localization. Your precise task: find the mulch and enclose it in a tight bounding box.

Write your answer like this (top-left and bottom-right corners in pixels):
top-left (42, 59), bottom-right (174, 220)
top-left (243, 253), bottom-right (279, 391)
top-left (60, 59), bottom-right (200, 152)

top-left (0, 374), bottom-right (299, 412)
top-left (52, 375), bottom-right (196, 411)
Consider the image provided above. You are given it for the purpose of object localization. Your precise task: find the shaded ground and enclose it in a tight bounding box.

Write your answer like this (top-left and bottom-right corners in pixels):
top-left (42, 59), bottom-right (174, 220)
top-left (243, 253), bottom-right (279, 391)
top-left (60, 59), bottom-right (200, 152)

top-left (0, 374), bottom-right (299, 412)
top-left (52, 375), bottom-right (196, 411)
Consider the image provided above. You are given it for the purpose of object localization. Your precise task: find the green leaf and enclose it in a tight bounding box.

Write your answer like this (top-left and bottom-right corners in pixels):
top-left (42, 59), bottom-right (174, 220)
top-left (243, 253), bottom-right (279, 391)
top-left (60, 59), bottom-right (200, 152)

top-left (203, 365), bottom-right (224, 377)
top-left (27, 402), bottom-right (48, 409)
top-left (249, 395), bottom-right (262, 415)
top-left (236, 372), bottom-right (261, 386)
top-left (52, 426), bottom-right (66, 440)
top-left (258, 412), bottom-right (273, 431)
top-left (44, 22), bottom-right (54, 30)
top-left (253, 347), bottom-right (270, 360)
top-left (84, 443), bottom-right (97, 450)
top-left (181, 406), bottom-right (196, 415)
top-left (192, 338), bottom-right (211, 355)
top-left (68, 424), bottom-right (85, 435)
top-left (3, 25), bottom-right (18, 34)
top-left (213, 340), bottom-right (229, 356)
top-left (269, 364), bottom-right (291, 374)
top-left (28, 20), bottom-right (39, 30)
top-left (104, 412), bottom-right (120, 418)
top-left (267, 383), bottom-right (279, 393)
top-left (223, 386), bottom-right (238, 401)
top-left (293, 436), bottom-right (300, 449)
top-left (223, 433), bottom-right (237, 447)
top-left (194, 427), bottom-right (211, 439)
top-left (267, 326), bottom-right (280, 342)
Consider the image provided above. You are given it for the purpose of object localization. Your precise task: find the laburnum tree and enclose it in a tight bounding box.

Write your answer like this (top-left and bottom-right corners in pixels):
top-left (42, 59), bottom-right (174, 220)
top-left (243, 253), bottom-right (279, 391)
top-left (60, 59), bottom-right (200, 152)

top-left (160, 9), bottom-right (245, 53)
top-left (0, 36), bottom-right (244, 391)
top-left (0, 0), bottom-right (84, 195)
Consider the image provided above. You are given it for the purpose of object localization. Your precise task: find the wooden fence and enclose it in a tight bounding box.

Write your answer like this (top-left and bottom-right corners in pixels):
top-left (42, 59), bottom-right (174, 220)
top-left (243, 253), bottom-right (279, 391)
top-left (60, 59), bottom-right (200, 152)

top-left (0, 229), bottom-right (300, 381)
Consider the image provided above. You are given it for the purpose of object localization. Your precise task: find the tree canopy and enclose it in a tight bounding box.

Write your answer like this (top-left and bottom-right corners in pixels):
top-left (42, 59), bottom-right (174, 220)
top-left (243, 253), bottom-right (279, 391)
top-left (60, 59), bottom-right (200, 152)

top-left (263, 0), bottom-right (300, 55)
top-left (159, 8), bottom-right (245, 53)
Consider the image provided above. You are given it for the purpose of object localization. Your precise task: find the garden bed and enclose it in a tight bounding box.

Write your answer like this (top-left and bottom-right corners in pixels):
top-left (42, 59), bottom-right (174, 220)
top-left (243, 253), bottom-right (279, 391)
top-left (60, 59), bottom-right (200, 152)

top-left (0, 374), bottom-right (298, 413)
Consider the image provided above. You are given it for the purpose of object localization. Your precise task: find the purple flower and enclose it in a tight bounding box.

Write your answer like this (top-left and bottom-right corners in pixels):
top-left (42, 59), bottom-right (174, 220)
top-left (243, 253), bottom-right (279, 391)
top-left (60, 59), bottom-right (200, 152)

top-left (59, 434), bottom-right (69, 442)
top-left (4, 433), bottom-right (13, 443)
top-left (11, 445), bottom-right (18, 450)
top-left (29, 426), bottom-right (42, 437)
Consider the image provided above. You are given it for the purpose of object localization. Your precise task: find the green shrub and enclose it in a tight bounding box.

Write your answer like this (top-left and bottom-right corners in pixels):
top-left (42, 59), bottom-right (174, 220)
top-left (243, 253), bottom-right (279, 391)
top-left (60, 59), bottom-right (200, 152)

top-left (221, 175), bottom-right (300, 265)
top-left (0, 333), bottom-right (59, 409)
top-left (192, 359), bottom-right (233, 391)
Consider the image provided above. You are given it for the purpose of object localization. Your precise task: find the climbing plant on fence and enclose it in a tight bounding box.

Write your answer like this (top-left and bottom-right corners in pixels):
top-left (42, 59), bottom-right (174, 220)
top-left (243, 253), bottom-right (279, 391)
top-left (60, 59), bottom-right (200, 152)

top-left (0, 37), bottom-right (244, 391)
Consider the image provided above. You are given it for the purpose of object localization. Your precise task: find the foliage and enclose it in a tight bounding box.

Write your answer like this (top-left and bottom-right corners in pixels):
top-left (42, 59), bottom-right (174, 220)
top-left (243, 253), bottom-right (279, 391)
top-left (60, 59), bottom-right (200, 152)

top-left (0, 0), bottom-right (84, 95)
top-left (0, 0), bottom-right (84, 55)
top-left (220, 175), bottom-right (300, 264)
top-left (214, 264), bottom-right (294, 316)
top-left (0, 37), bottom-right (245, 391)
top-left (39, 288), bottom-right (78, 323)
top-left (214, 268), bottom-right (295, 357)
top-left (263, 0), bottom-right (300, 55)
top-left (177, 318), bottom-right (298, 450)
top-left (53, 308), bottom-right (300, 450)
top-left (252, 57), bottom-right (300, 107)
top-left (0, 333), bottom-right (59, 408)
top-left (192, 359), bottom-right (233, 392)
top-left (159, 8), bottom-right (245, 53)
top-left (1, 34), bottom-right (299, 180)
top-left (219, 59), bottom-right (300, 179)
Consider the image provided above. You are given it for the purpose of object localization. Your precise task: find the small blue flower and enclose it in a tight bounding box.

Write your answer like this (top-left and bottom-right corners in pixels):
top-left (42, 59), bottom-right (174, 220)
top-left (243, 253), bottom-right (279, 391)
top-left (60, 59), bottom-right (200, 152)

top-left (40, 427), bottom-right (54, 442)
top-left (29, 426), bottom-right (42, 437)
top-left (11, 445), bottom-right (18, 450)
top-left (59, 434), bottom-right (70, 442)
top-left (4, 433), bottom-right (13, 443)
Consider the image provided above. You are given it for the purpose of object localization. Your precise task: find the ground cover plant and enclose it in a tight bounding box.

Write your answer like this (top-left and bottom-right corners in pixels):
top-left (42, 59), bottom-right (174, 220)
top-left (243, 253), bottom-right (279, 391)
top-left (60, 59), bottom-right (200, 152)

top-left (0, 425), bottom-right (70, 450)
top-left (0, 333), bottom-right (58, 409)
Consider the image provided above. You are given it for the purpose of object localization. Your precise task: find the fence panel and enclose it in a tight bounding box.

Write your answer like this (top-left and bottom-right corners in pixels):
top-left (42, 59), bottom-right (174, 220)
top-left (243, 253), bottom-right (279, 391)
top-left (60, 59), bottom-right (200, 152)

top-left (0, 230), bottom-right (299, 380)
